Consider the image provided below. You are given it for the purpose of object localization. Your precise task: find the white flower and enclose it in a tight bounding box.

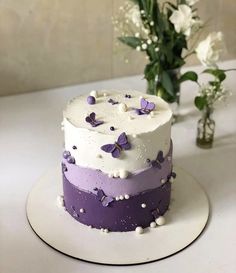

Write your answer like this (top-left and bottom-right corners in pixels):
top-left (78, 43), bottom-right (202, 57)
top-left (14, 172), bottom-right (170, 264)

top-left (196, 32), bottom-right (223, 67)
top-left (141, 43), bottom-right (147, 50)
top-left (169, 5), bottom-right (195, 36)
top-left (126, 5), bottom-right (142, 27)
top-left (185, 0), bottom-right (199, 6)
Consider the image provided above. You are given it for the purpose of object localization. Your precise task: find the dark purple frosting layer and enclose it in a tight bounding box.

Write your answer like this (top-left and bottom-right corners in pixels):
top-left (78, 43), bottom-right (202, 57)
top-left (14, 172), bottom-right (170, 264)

top-left (63, 142), bottom-right (172, 197)
top-left (63, 172), bottom-right (171, 232)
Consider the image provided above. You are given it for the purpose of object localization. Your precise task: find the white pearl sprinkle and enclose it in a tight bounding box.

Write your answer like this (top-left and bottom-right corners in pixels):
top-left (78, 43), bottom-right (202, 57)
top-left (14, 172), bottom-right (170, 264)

top-left (118, 103), bottom-right (128, 112)
top-left (119, 170), bottom-right (129, 179)
top-left (135, 32), bottom-right (140, 38)
top-left (161, 178), bottom-right (166, 184)
top-left (132, 134), bottom-right (137, 138)
top-left (115, 196), bottom-right (120, 201)
top-left (140, 10), bottom-right (145, 14)
top-left (135, 226), bottom-right (143, 234)
top-left (136, 46), bottom-right (141, 51)
top-left (104, 228), bottom-right (109, 233)
top-left (155, 216), bottom-right (166, 226)
top-left (100, 228), bottom-right (104, 232)
top-left (150, 21), bottom-right (154, 26)
top-left (89, 225), bottom-right (93, 228)
top-left (141, 203), bottom-right (146, 208)
top-left (90, 90), bottom-right (98, 98)
top-left (103, 92), bottom-right (107, 97)
top-left (124, 194), bottom-right (130, 199)
top-left (150, 222), bottom-right (157, 228)
top-left (155, 47), bottom-right (159, 52)
top-left (79, 208), bottom-right (85, 213)
top-left (147, 39), bottom-right (152, 45)
top-left (119, 195), bottom-right (124, 200)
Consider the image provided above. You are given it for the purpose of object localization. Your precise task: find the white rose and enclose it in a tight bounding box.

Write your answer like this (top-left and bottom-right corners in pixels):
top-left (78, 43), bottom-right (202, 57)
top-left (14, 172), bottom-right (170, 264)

top-left (169, 5), bottom-right (195, 36)
top-left (195, 32), bottom-right (223, 67)
top-left (185, 0), bottom-right (199, 6)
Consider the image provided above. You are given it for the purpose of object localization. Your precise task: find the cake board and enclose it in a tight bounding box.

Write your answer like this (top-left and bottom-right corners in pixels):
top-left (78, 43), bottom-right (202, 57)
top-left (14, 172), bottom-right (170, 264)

top-left (26, 166), bottom-right (209, 265)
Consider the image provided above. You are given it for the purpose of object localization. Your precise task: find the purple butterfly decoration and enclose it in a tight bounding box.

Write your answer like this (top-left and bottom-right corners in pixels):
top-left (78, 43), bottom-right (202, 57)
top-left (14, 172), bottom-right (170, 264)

top-left (85, 112), bottom-right (104, 127)
top-left (108, 98), bottom-right (119, 105)
top-left (135, 98), bottom-right (155, 115)
top-left (94, 188), bottom-right (114, 207)
top-left (149, 150), bottom-right (164, 169)
top-left (101, 132), bottom-right (131, 158)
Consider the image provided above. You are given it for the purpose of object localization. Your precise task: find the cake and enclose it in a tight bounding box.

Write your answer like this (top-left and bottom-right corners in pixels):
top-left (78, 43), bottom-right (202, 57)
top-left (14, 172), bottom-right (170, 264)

top-left (61, 90), bottom-right (175, 233)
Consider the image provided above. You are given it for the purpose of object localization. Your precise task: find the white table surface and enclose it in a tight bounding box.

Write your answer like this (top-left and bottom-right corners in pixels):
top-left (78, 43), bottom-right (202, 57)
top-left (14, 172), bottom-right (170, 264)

top-left (1, 60), bottom-right (236, 273)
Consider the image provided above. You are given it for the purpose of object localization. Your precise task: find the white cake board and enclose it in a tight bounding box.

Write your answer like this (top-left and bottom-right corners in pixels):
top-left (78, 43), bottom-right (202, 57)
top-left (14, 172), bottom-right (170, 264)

top-left (26, 166), bottom-right (209, 265)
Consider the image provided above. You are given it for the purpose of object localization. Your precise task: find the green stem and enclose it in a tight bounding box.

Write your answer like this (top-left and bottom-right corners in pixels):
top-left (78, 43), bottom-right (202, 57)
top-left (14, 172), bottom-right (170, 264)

top-left (202, 106), bottom-right (211, 141)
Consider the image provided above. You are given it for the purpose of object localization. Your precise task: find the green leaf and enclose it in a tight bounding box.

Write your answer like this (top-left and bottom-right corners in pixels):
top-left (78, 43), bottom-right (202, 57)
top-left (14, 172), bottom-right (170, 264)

top-left (179, 71), bottom-right (198, 83)
top-left (166, 2), bottom-right (177, 10)
top-left (194, 96), bottom-right (207, 111)
top-left (118, 36), bottom-right (141, 49)
top-left (129, 0), bottom-right (139, 4)
top-left (160, 71), bottom-right (174, 96)
top-left (202, 69), bottom-right (226, 82)
top-left (144, 61), bottom-right (158, 81)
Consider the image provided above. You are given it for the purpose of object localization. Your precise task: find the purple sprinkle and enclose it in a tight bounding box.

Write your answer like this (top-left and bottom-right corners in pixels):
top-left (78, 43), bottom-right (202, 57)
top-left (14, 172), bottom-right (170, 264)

top-left (110, 126), bottom-right (115, 131)
top-left (67, 155), bottom-right (75, 164)
top-left (63, 150), bottom-right (71, 159)
top-left (72, 145), bottom-right (77, 150)
top-left (87, 96), bottom-right (96, 105)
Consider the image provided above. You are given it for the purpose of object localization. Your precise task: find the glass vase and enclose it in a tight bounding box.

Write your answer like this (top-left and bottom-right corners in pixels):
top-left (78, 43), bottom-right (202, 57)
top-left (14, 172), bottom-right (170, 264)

top-left (146, 69), bottom-right (181, 124)
top-left (196, 107), bottom-right (215, 149)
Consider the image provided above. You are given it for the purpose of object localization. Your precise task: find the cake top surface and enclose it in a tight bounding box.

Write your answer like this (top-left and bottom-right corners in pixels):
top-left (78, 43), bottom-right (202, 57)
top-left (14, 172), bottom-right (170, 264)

top-left (63, 90), bottom-right (172, 135)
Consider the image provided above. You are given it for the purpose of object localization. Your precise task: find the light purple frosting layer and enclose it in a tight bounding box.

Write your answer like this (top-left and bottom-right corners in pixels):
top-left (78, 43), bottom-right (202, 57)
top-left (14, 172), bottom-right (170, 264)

top-left (63, 143), bottom-right (172, 197)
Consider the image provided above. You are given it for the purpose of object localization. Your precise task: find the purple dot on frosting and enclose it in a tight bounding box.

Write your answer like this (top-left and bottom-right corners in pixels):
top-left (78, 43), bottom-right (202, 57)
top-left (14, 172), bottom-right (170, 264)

top-left (67, 155), bottom-right (75, 164)
top-left (87, 96), bottom-right (96, 105)
top-left (63, 150), bottom-right (71, 159)
top-left (110, 126), bottom-right (115, 131)
top-left (72, 145), bottom-right (77, 150)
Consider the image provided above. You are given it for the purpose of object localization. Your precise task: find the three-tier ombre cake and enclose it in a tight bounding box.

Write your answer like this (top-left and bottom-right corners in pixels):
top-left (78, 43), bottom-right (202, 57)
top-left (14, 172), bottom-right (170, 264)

top-left (61, 90), bottom-right (176, 233)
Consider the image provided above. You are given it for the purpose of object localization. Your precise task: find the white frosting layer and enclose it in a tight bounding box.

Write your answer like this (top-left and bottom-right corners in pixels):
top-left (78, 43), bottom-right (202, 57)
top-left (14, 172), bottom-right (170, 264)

top-left (63, 90), bottom-right (172, 174)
